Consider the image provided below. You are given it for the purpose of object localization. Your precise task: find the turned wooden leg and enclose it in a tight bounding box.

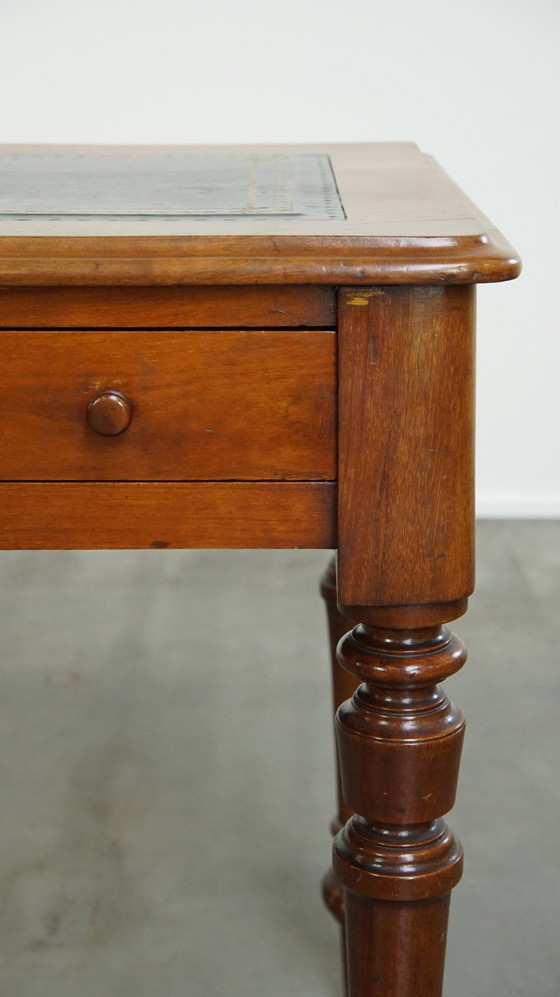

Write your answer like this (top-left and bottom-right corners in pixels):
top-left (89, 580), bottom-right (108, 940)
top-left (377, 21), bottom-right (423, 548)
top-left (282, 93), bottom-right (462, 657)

top-left (320, 557), bottom-right (359, 995)
top-left (333, 622), bottom-right (466, 997)
top-left (321, 559), bottom-right (358, 844)
top-left (335, 286), bottom-right (476, 993)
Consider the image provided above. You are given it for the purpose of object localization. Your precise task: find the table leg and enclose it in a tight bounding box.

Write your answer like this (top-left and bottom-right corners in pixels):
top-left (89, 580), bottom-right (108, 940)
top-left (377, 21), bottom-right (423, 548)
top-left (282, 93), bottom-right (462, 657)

top-left (333, 621), bottom-right (466, 997)
top-left (320, 557), bottom-right (359, 995)
top-left (335, 284), bottom-right (475, 994)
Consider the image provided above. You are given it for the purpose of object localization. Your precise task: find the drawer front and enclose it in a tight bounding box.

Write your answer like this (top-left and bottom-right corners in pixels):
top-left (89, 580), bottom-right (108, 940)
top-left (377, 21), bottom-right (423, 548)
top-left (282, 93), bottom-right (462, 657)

top-left (0, 330), bottom-right (336, 481)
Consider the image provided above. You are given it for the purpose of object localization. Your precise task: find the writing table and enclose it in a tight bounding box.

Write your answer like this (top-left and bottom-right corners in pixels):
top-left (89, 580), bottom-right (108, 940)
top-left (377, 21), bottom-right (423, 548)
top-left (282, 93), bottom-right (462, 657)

top-left (0, 143), bottom-right (520, 996)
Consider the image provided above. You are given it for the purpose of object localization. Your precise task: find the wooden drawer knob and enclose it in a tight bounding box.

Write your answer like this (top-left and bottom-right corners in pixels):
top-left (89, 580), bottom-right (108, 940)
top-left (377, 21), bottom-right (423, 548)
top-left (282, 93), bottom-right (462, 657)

top-left (86, 390), bottom-right (132, 437)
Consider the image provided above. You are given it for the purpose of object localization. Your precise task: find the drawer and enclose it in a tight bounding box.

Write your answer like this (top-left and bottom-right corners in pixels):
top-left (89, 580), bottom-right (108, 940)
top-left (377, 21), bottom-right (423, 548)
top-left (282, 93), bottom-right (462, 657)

top-left (0, 330), bottom-right (336, 481)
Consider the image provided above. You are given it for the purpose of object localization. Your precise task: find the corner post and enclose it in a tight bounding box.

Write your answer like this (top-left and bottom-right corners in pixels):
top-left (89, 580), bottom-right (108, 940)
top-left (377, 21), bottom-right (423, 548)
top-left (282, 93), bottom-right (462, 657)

top-left (334, 285), bottom-right (475, 997)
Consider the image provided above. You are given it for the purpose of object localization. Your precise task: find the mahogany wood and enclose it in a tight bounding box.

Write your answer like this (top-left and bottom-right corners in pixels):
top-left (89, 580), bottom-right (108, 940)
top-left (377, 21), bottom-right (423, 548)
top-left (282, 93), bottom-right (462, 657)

top-left (0, 284), bottom-right (335, 328)
top-left (0, 144), bottom-right (521, 287)
top-left (0, 482), bottom-right (336, 549)
top-left (337, 286), bottom-right (475, 626)
top-left (86, 389), bottom-right (132, 437)
top-left (0, 329), bottom-right (336, 481)
top-left (333, 622), bottom-right (466, 997)
top-left (320, 558), bottom-right (358, 837)
top-left (334, 272), bottom-right (479, 995)
top-left (0, 144), bottom-right (521, 997)
top-left (320, 557), bottom-right (357, 997)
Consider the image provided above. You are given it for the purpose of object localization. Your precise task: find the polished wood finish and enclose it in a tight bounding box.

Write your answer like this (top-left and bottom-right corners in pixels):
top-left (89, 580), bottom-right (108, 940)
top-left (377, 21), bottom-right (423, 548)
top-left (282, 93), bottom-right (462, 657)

top-left (321, 558), bottom-right (358, 838)
top-left (86, 389), bottom-right (133, 437)
top-left (0, 144), bottom-right (520, 286)
top-left (0, 144), bottom-right (521, 996)
top-left (0, 329), bottom-right (336, 481)
top-left (334, 280), bottom-right (476, 993)
top-left (333, 623), bottom-right (466, 997)
top-left (321, 557), bottom-right (357, 997)
top-left (0, 482), bottom-right (336, 549)
top-left (0, 284), bottom-right (335, 328)
top-left (337, 286), bottom-right (475, 626)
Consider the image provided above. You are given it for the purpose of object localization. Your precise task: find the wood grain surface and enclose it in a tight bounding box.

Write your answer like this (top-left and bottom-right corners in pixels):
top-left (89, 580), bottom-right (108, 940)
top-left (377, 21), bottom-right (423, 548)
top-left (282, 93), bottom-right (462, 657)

top-left (337, 285), bottom-right (475, 621)
top-left (334, 622), bottom-right (467, 997)
top-left (0, 481), bottom-right (336, 549)
top-left (0, 329), bottom-right (336, 481)
top-left (0, 141), bottom-right (523, 997)
top-left (0, 144), bottom-right (521, 286)
top-left (0, 285), bottom-right (335, 328)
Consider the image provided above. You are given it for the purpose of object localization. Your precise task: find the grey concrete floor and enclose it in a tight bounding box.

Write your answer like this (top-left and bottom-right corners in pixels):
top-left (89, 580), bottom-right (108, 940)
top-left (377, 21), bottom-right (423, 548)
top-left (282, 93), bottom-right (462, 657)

top-left (0, 521), bottom-right (557, 996)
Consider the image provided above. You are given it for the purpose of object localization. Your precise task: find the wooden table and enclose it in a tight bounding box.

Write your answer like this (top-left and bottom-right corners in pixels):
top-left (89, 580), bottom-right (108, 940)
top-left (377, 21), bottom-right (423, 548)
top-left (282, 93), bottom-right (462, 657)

top-left (0, 143), bottom-right (520, 996)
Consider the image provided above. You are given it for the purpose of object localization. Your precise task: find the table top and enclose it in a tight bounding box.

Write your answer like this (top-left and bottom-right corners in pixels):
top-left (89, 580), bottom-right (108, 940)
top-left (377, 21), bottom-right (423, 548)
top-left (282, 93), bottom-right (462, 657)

top-left (0, 142), bottom-right (520, 286)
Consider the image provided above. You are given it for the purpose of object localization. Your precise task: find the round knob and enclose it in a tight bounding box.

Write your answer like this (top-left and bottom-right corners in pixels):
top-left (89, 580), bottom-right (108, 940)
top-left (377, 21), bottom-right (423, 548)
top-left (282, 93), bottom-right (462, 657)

top-left (86, 390), bottom-right (133, 437)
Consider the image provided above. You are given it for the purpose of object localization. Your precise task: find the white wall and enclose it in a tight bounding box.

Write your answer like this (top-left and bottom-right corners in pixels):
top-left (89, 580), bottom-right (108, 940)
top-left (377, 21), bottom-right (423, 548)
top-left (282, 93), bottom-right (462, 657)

top-left (1, 0), bottom-right (558, 516)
